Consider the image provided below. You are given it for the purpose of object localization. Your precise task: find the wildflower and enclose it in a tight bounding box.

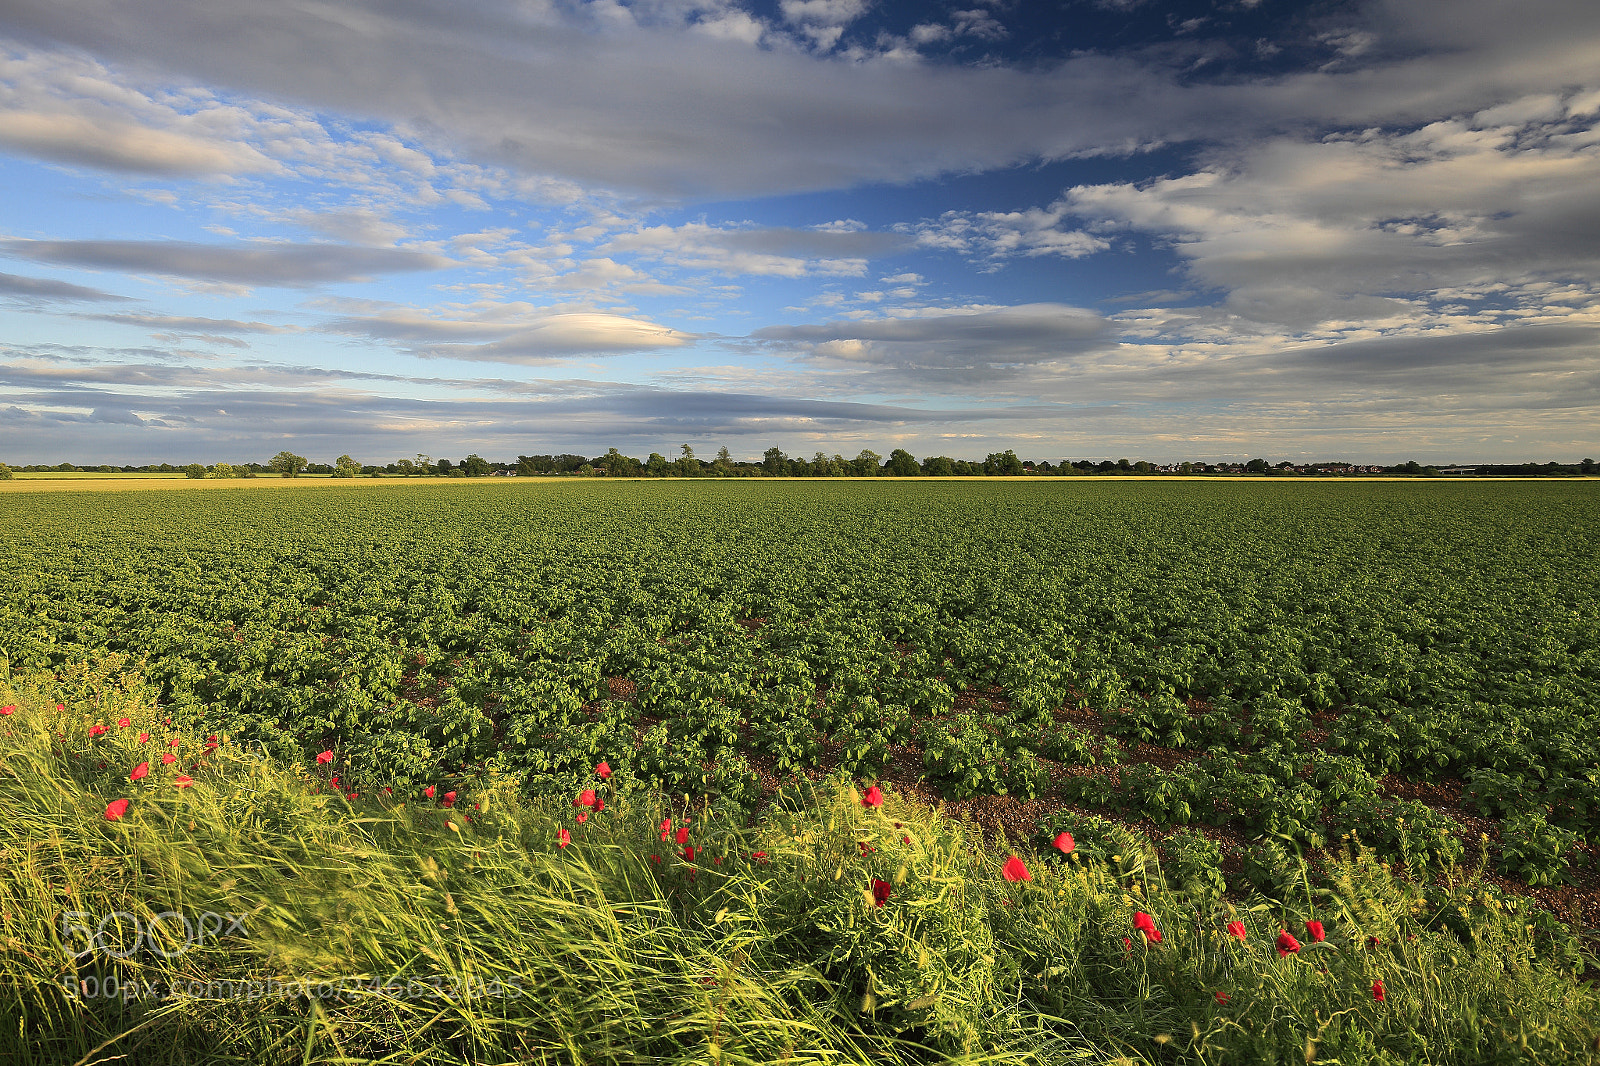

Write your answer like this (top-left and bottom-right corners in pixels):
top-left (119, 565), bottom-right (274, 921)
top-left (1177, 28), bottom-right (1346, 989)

top-left (161, 753), bottom-right (176, 765)
top-left (168, 738), bottom-right (180, 747)
top-left (383, 787), bottom-right (393, 795)
top-left (1276, 930), bottom-right (1301, 957)
top-left (1123, 936), bottom-right (1132, 953)
top-left (1306, 920), bottom-right (1325, 943)
top-left (117, 717), bottom-right (131, 729)
top-left (557, 828), bottom-right (570, 848)
top-left (347, 792), bottom-right (359, 800)
top-left (594, 796), bottom-right (605, 813)
top-left (1053, 832), bottom-right (1075, 855)
top-left (576, 812), bottom-right (589, 824)
top-left (1226, 921), bottom-right (1247, 941)
top-left (1134, 912), bottom-right (1163, 943)
top-left (1002, 855), bottom-right (1031, 882)
top-left (174, 776), bottom-right (193, 789)
top-left (442, 791), bottom-right (457, 808)
top-left (56, 703), bottom-right (65, 711)
top-left (660, 818), bottom-right (673, 842)
top-left (676, 826), bottom-right (690, 845)
top-left (105, 798), bottom-right (130, 821)
top-left (1367, 934), bottom-right (1381, 948)
top-left (316, 750), bottom-right (333, 765)
top-left (871, 878), bottom-right (892, 907)
top-left (1214, 991), bottom-right (1230, 1005)
top-left (1372, 979), bottom-right (1385, 1002)
top-left (89, 724), bottom-right (107, 738)
top-left (650, 854), bottom-right (661, 864)
top-left (0, 706), bottom-right (12, 716)
top-left (595, 761), bottom-right (612, 779)
top-left (423, 785), bottom-right (435, 799)
top-left (862, 785), bottom-right (884, 808)
top-left (903, 835), bottom-right (912, 844)
top-left (129, 762), bottom-right (149, 782)
top-left (684, 845), bottom-right (697, 862)
top-left (576, 789), bottom-right (597, 808)
top-left (751, 851), bottom-right (768, 862)
top-left (137, 732), bottom-right (149, 743)
top-left (204, 735), bottom-right (218, 751)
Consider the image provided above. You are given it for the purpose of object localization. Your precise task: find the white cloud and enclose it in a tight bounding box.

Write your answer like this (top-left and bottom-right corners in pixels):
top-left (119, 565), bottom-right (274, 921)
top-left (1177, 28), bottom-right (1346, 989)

top-left (326, 303), bottom-right (695, 364)
top-left (602, 222), bottom-right (905, 277)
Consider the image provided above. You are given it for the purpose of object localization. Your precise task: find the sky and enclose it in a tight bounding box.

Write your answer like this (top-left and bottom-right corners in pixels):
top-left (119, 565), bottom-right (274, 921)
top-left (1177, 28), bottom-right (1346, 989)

top-left (0, 0), bottom-right (1598, 466)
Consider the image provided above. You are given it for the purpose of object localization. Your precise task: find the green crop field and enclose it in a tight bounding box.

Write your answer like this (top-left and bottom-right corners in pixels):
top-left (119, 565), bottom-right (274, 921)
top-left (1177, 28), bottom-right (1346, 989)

top-left (4, 479), bottom-right (1599, 1063)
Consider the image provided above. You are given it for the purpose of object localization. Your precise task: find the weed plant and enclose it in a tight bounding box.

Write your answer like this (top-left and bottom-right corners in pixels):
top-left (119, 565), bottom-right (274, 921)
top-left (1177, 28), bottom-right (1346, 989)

top-left (4, 678), bottom-right (1599, 1064)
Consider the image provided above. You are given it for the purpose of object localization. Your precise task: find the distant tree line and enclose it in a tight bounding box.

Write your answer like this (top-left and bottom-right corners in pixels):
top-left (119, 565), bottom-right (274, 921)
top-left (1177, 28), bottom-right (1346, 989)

top-left (5, 453), bottom-right (1595, 480)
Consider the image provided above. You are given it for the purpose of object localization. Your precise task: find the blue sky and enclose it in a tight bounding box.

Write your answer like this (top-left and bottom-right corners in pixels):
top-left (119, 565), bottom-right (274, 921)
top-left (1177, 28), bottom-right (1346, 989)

top-left (1, 0), bottom-right (1598, 465)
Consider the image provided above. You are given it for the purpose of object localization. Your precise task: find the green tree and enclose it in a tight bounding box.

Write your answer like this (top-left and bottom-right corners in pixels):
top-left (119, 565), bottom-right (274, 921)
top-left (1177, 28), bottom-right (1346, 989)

top-left (183, 463), bottom-right (207, 479)
top-left (461, 454), bottom-right (492, 477)
top-left (1246, 458), bottom-right (1271, 474)
top-left (984, 450), bottom-right (1023, 476)
top-left (885, 449), bottom-right (920, 476)
top-left (713, 446), bottom-right (733, 476)
top-left (762, 446), bottom-right (786, 475)
top-left (0, 462), bottom-right (13, 480)
top-left (333, 454), bottom-right (362, 478)
top-left (268, 451), bottom-right (308, 478)
top-left (646, 452), bottom-right (669, 476)
top-left (853, 449), bottom-right (882, 476)
top-left (921, 456), bottom-right (954, 476)
top-left (675, 444), bottom-right (701, 477)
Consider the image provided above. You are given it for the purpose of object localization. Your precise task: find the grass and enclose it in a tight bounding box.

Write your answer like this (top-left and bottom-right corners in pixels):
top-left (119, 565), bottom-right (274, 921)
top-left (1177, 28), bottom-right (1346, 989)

top-left (3, 665), bottom-right (1599, 1065)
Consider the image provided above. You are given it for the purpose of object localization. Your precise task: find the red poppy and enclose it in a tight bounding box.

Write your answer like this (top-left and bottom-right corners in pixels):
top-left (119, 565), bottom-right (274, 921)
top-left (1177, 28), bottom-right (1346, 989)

top-left (347, 792), bottom-right (359, 800)
top-left (0, 706), bottom-right (13, 716)
top-left (1276, 930), bottom-right (1301, 956)
top-left (595, 761), bottom-right (612, 779)
top-left (117, 717), bottom-right (131, 729)
top-left (751, 851), bottom-right (768, 862)
top-left (862, 785), bottom-right (884, 808)
top-left (676, 825), bottom-right (690, 845)
top-left (1053, 831), bottom-right (1075, 854)
top-left (105, 798), bottom-right (129, 821)
top-left (383, 787), bottom-right (393, 795)
top-left (858, 842), bottom-right (875, 855)
top-left (1122, 936), bottom-right (1132, 953)
top-left (1214, 991), bottom-right (1230, 1005)
top-left (137, 732), bottom-right (149, 743)
top-left (902, 834), bottom-right (911, 844)
top-left (173, 776), bottom-right (193, 789)
top-left (1226, 921), bottom-right (1246, 941)
top-left (576, 789), bottom-right (597, 808)
top-left (1134, 912), bottom-right (1162, 943)
top-left (161, 752), bottom-right (176, 765)
top-left (1002, 855), bottom-right (1031, 882)
top-left (594, 796), bottom-right (605, 813)
top-left (660, 818), bottom-right (672, 841)
top-left (329, 776), bottom-right (339, 788)
top-left (650, 854), bottom-right (661, 864)
top-left (576, 812), bottom-right (589, 824)
top-left (129, 762), bottom-right (149, 782)
top-left (316, 750), bottom-right (333, 765)
top-left (1305, 920), bottom-right (1325, 943)
top-left (871, 878), bottom-right (892, 907)
top-left (1371, 979), bottom-right (1385, 1002)
top-left (57, 703), bottom-right (65, 711)
top-left (1367, 934), bottom-right (1381, 948)
top-left (442, 791), bottom-right (457, 808)
top-left (168, 738), bottom-right (180, 747)
top-left (557, 827), bottom-right (570, 848)
top-left (204, 736), bottom-right (218, 751)
top-left (683, 845), bottom-right (696, 862)
top-left (89, 724), bottom-right (107, 738)
top-left (424, 785), bottom-right (436, 799)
